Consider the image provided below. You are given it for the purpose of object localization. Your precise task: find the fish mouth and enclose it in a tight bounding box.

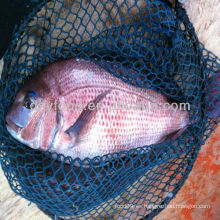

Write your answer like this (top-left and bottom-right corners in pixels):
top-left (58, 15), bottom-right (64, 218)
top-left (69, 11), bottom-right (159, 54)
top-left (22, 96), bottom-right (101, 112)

top-left (6, 118), bottom-right (39, 149)
top-left (6, 118), bottom-right (22, 134)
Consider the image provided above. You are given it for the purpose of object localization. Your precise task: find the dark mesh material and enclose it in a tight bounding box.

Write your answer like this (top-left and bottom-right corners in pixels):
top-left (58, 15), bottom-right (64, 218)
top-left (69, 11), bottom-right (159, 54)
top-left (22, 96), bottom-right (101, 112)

top-left (0, 0), bottom-right (219, 219)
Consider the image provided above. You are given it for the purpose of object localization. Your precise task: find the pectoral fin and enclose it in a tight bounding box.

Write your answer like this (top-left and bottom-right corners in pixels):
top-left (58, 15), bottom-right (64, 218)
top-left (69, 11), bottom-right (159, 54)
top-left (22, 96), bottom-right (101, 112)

top-left (65, 89), bottom-right (111, 142)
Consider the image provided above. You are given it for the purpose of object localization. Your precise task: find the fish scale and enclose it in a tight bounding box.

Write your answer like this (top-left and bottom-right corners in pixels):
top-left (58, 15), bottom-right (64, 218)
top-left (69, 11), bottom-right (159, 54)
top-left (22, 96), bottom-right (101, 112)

top-left (6, 58), bottom-right (189, 160)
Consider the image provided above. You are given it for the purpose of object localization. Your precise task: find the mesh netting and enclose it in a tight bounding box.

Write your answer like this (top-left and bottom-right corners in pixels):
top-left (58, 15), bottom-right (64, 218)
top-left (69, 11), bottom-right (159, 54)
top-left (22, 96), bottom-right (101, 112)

top-left (0, 0), bottom-right (219, 219)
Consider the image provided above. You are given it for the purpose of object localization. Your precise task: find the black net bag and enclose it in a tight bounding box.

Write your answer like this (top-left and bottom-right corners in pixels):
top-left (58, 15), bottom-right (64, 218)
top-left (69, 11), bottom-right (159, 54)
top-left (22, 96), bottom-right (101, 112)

top-left (0, 0), bottom-right (219, 219)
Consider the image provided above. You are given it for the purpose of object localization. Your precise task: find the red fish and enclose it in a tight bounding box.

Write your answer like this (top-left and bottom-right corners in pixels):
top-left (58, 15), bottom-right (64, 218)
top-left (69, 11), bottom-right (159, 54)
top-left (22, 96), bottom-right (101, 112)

top-left (6, 59), bottom-right (189, 160)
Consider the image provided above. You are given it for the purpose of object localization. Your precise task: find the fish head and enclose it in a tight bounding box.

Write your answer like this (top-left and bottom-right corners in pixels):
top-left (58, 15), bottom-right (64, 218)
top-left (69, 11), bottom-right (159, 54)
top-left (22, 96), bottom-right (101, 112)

top-left (5, 76), bottom-right (55, 149)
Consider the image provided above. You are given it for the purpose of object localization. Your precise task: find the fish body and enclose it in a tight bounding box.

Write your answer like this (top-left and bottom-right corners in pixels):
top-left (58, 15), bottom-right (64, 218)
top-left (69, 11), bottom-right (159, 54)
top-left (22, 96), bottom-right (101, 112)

top-left (6, 59), bottom-right (189, 160)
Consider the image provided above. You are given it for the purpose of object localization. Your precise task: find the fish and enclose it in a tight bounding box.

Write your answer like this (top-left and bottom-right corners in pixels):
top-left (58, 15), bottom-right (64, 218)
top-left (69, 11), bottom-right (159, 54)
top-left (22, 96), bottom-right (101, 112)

top-left (5, 58), bottom-right (189, 160)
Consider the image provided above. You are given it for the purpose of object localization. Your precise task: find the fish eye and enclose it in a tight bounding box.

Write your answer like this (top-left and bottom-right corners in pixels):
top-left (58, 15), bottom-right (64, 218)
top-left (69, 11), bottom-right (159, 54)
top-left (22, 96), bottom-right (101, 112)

top-left (24, 97), bottom-right (35, 109)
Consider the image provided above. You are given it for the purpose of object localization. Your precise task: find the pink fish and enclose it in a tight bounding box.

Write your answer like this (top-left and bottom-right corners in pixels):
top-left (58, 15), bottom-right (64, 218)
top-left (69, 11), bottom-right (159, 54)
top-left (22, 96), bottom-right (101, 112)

top-left (6, 59), bottom-right (189, 160)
